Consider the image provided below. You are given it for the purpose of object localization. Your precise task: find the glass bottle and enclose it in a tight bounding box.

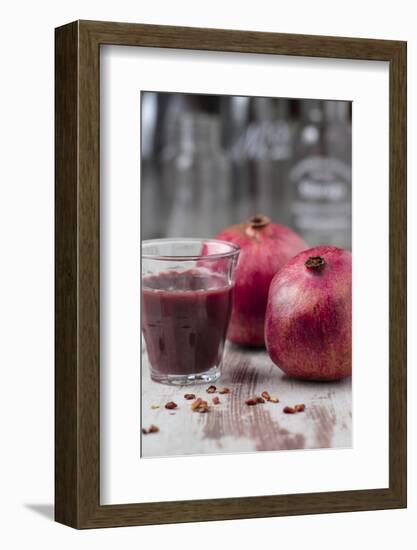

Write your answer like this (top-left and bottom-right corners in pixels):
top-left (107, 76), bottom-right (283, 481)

top-left (221, 95), bottom-right (252, 223)
top-left (289, 99), bottom-right (352, 249)
top-left (141, 92), bottom-right (160, 239)
top-left (249, 97), bottom-right (293, 225)
top-left (165, 113), bottom-right (232, 238)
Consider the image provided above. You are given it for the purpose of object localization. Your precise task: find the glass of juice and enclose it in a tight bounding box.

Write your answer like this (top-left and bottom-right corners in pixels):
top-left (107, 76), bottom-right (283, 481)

top-left (141, 238), bottom-right (240, 385)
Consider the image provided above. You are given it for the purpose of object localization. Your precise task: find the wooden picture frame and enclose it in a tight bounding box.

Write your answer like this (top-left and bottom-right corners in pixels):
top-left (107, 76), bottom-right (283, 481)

top-left (55, 20), bottom-right (407, 528)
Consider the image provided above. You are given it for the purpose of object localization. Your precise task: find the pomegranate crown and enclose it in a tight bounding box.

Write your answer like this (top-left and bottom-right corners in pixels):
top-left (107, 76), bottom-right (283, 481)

top-left (305, 256), bottom-right (326, 270)
top-left (248, 214), bottom-right (270, 229)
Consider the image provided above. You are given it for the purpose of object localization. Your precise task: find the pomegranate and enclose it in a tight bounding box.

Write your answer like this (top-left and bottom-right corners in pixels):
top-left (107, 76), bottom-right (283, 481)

top-left (214, 215), bottom-right (307, 346)
top-left (265, 246), bottom-right (352, 381)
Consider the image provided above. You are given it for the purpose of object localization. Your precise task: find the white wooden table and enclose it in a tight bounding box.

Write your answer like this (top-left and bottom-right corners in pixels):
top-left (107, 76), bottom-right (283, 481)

top-left (141, 343), bottom-right (352, 458)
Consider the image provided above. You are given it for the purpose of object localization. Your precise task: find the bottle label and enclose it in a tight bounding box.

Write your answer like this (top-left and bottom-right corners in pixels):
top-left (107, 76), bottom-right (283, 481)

top-left (290, 155), bottom-right (351, 235)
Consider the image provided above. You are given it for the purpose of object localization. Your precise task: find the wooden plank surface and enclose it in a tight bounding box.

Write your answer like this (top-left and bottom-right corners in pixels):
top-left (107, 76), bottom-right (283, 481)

top-left (141, 343), bottom-right (351, 458)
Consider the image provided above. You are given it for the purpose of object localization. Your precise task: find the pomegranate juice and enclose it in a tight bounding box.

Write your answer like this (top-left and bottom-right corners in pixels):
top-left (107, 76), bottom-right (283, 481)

top-left (142, 269), bottom-right (233, 376)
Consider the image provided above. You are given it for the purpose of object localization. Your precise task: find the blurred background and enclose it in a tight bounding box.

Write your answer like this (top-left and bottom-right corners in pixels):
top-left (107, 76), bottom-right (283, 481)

top-left (141, 92), bottom-right (352, 250)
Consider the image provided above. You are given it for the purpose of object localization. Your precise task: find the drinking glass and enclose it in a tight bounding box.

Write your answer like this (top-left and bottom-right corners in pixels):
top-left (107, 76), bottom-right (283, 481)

top-left (141, 238), bottom-right (240, 385)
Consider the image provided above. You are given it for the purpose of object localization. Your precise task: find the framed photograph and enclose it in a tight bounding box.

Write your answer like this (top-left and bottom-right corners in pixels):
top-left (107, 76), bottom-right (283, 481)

top-left (55, 20), bottom-right (407, 528)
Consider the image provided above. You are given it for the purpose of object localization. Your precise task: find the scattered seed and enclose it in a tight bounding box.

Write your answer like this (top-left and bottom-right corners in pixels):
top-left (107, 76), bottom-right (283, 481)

top-left (206, 385), bottom-right (217, 394)
top-left (245, 398), bottom-right (258, 406)
top-left (256, 396), bottom-right (265, 404)
top-left (261, 391), bottom-right (271, 401)
top-left (212, 396), bottom-right (220, 405)
top-left (283, 403), bottom-right (305, 414)
top-left (269, 396), bottom-right (279, 403)
top-left (219, 387), bottom-right (230, 394)
top-left (142, 424), bottom-right (159, 434)
top-left (191, 398), bottom-right (203, 411)
top-left (191, 397), bottom-right (209, 413)
top-left (150, 404), bottom-right (160, 409)
top-left (184, 393), bottom-right (196, 400)
top-left (165, 401), bottom-right (178, 410)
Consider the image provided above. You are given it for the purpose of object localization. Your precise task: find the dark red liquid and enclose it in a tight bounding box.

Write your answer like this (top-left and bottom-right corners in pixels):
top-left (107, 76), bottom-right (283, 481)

top-left (142, 269), bottom-right (233, 376)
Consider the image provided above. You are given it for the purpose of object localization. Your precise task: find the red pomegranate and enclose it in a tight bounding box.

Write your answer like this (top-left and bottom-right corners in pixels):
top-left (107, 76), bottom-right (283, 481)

top-left (265, 246), bottom-right (352, 380)
top-left (214, 215), bottom-right (307, 346)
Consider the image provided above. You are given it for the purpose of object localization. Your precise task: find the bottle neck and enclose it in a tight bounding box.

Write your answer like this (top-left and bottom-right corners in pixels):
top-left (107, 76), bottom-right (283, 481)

top-left (251, 97), bottom-right (291, 122)
top-left (179, 114), bottom-right (222, 154)
top-left (300, 99), bottom-right (324, 124)
top-left (324, 101), bottom-right (350, 123)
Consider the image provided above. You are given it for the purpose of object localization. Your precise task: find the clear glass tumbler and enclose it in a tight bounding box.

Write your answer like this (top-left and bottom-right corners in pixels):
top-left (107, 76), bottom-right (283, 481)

top-left (141, 239), bottom-right (240, 385)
